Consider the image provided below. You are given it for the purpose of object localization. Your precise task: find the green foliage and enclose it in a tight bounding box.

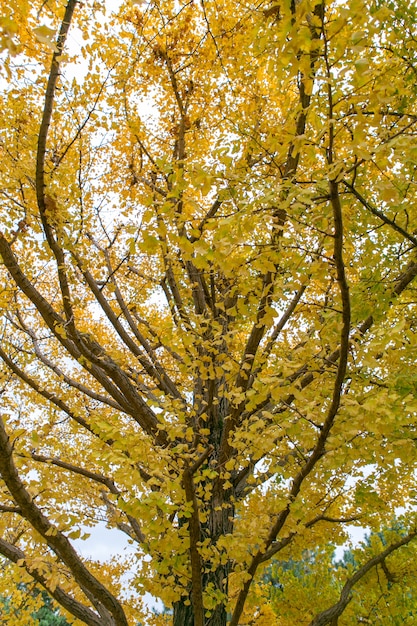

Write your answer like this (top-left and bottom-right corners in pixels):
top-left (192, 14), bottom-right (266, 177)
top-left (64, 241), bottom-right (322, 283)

top-left (0, 580), bottom-right (71, 626)
top-left (32, 590), bottom-right (71, 626)
top-left (263, 525), bottom-right (417, 625)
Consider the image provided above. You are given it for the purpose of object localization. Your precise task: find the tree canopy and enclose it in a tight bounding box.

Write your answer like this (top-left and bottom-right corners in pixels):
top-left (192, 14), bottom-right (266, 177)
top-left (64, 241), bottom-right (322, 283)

top-left (1, 0), bottom-right (417, 624)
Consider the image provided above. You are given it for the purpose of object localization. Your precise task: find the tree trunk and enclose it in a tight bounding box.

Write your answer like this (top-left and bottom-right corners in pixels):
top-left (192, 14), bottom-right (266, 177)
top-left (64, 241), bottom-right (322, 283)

top-left (173, 380), bottom-right (232, 626)
top-left (173, 603), bottom-right (227, 626)
top-left (172, 486), bottom-right (232, 626)
top-left (173, 600), bottom-right (195, 626)
top-left (172, 565), bottom-right (229, 626)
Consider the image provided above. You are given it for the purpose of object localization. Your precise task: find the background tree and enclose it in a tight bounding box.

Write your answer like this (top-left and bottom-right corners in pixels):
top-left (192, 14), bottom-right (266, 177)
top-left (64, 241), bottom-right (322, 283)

top-left (260, 522), bottom-right (417, 625)
top-left (1, 0), bottom-right (417, 625)
top-left (0, 562), bottom-right (71, 625)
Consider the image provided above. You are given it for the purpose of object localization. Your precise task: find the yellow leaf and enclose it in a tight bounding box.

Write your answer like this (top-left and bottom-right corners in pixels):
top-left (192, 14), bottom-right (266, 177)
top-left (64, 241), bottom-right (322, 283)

top-left (33, 25), bottom-right (57, 51)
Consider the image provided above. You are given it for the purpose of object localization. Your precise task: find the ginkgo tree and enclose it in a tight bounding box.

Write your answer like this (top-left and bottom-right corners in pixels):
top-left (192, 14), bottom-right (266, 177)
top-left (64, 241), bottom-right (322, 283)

top-left (1, 0), bottom-right (417, 624)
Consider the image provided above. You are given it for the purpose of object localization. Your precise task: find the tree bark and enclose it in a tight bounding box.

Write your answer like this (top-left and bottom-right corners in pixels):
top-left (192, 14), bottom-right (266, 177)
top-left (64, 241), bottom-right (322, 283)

top-left (173, 391), bottom-right (232, 626)
top-left (173, 600), bottom-right (195, 626)
top-left (173, 565), bottom-right (230, 626)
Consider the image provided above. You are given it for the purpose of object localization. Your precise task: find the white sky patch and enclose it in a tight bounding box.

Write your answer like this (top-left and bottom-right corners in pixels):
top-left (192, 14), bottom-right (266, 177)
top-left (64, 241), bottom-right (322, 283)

top-left (333, 526), bottom-right (367, 562)
top-left (73, 521), bottom-right (133, 561)
top-left (73, 522), bottom-right (163, 610)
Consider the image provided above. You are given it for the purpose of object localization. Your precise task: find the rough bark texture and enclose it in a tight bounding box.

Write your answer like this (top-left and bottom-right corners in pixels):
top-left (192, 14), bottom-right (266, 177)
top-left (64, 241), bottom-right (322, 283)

top-left (173, 601), bottom-right (195, 626)
top-left (173, 389), bottom-right (232, 626)
top-left (173, 552), bottom-right (230, 626)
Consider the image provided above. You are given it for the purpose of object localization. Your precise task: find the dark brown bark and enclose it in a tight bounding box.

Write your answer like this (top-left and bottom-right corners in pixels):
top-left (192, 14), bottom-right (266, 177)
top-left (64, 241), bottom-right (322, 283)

top-left (0, 538), bottom-right (107, 626)
top-left (173, 600), bottom-right (195, 626)
top-left (172, 547), bottom-right (231, 626)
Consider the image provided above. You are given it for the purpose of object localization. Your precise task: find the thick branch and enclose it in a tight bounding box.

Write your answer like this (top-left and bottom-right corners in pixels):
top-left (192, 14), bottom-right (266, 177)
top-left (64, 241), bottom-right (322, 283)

top-left (35, 0), bottom-right (78, 332)
top-left (73, 254), bottom-right (183, 401)
top-left (0, 537), bottom-right (107, 626)
top-left (229, 101), bottom-right (351, 626)
top-left (9, 313), bottom-right (123, 411)
top-left (35, 0), bottom-right (77, 199)
top-left (30, 453), bottom-right (116, 491)
top-left (252, 282), bottom-right (308, 379)
top-left (0, 344), bottom-right (106, 440)
top-left (220, 4), bottom-right (325, 469)
top-left (259, 515), bottom-right (361, 563)
top-left (103, 249), bottom-right (184, 399)
top-left (0, 236), bottom-right (164, 442)
top-left (189, 199), bottom-right (222, 243)
top-left (0, 416), bottom-right (129, 626)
